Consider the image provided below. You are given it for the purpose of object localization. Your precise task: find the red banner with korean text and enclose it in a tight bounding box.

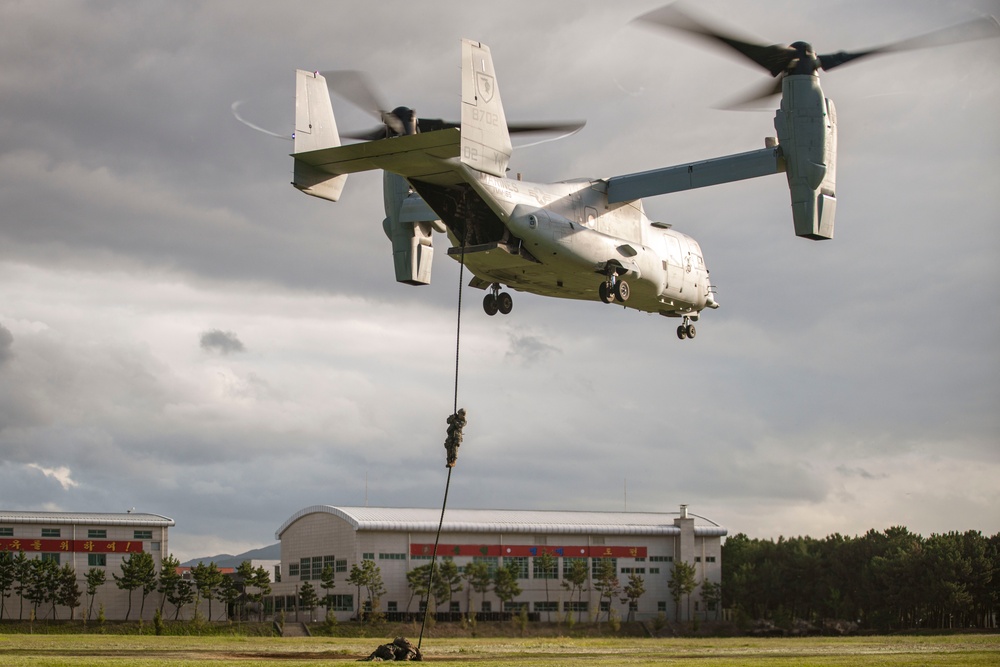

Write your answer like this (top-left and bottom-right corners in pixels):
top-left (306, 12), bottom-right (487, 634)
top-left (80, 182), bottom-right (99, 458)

top-left (0, 539), bottom-right (144, 554)
top-left (410, 544), bottom-right (646, 558)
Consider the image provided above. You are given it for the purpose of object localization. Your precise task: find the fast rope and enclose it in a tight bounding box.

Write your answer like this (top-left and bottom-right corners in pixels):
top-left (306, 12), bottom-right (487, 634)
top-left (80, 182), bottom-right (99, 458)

top-left (417, 240), bottom-right (467, 651)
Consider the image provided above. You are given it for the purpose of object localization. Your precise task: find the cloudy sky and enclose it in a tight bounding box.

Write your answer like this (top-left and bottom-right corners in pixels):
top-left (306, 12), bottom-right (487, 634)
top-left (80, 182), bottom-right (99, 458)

top-left (1, 0), bottom-right (997, 562)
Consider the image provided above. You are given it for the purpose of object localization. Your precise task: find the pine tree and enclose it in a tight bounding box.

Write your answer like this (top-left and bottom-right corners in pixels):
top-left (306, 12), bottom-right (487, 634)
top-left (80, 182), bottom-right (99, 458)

top-left (299, 581), bottom-right (319, 620)
top-left (85, 567), bottom-right (106, 621)
top-left (157, 554), bottom-right (181, 615)
top-left (492, 563), bottom-right (522, 614)
top-left (320, 565), bottom-right (336, 611)
top-left (592, 559), bottom-right (620, 624)
top-left (57, 564), bottom-right (82, 620)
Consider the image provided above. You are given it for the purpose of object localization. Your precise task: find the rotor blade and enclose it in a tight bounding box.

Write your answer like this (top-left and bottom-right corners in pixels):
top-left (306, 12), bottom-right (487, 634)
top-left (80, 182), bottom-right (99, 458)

top-left (513, 124), bottom-right (586, 149)
top-left (414, 118), bottom-right (587, 134)
top-left (319, 70), bottom-right (407, 135)
top-left (416, 118), bottom-right (459, 133)
top-left (231, 101), bottom-right (291, 141)
top-left (819, 15), bottom-right (1000, 71)
top-left (635, 3), bottom-right (795, 76)
top-left (340, 126), bottom-right (389, 141)
top-left (319, 70), bottom-right (385, 118)
top-left (508, 120), bottom-right (587, 134)
top-left (718, 75), bottom-right (785, 110)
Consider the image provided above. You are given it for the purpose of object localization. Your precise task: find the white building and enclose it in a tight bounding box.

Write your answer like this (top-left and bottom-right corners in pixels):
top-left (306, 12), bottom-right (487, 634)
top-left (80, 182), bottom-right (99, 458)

top-left (269, 504), bottom-right (726, 622)
top-left (0, 509), bottom-right (173, 620)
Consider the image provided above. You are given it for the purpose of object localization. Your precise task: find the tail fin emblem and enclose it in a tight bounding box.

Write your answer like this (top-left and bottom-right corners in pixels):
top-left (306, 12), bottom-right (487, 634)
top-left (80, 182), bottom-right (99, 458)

top-left (476, 72), bottom-right (495, 103)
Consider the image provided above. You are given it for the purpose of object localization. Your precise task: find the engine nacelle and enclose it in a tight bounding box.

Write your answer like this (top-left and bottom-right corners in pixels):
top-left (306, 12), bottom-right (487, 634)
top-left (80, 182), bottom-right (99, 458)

top-left (774, 75), bottom-right (837, 240)
top-left (382, 173), bottom-right (443, 285)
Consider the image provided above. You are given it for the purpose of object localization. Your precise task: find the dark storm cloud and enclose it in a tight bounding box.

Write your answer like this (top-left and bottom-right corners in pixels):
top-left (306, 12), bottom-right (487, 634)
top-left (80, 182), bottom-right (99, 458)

top-left (200, 329), bottom-right (246, 355)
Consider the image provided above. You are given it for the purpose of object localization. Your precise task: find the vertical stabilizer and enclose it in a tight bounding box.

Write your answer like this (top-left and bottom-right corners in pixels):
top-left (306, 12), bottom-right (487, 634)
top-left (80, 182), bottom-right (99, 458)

top-left (293, 69), bottom-right (347, 202)
top-left (460, 39), bottom-right (512, 178)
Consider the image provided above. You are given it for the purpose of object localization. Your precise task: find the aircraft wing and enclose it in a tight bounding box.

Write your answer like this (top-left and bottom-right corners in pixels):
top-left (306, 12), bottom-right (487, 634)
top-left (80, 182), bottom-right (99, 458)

top-left (606, 146), bottom-right (783, 203)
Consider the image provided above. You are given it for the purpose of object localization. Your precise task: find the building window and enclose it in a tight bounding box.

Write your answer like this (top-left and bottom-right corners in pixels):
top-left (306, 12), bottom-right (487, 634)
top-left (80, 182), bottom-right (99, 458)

top-left (450, 601), bottom-right (460, 613)
top-left (362, 552), bottom-right (374, 561)
top-left (41, 528), bottom-right (60, 538)
top-left (88, 553), bottom-right (107, 567)
top-left (0, 528), bottom-right (12, 537)
top-left (473, 556), bottom-right (499, 576)
top-left (592, 557), bottom-right (616, 580)
top-left (650, 556), bottom-right (673, 563)
top-left (635, 557), bottom-right (646, 562)
top-left (387, 601), bottom-right (398, 612)
top-left (599, 600), bottom-right (610, 612)
top-left (41, 553), bottom-right (60, 564)
top-left (289, 563), bottom-right (300, 578)
top-left (331, 594), bottom-right (353, 611)
top-left (311, 556), bottom-right (324, 580)
top-left (504, 601), bottom-right (528, 612)
top-left (323, 555), bottom-right (335, 571)
top-left (705, 556), bottom-right (717, 563)
top-left (481, 601), bottom-right (491, 613)
top-left (621, 567), bottom-right (646, 575)
top-left (378, 553), bottom-right (406, 560)
top-left (650, 568), bottom-right (660, 575)
top-left (532, 556), bottom-right (558, 580)
top-left (505, 556), bottom-right (529, 579)
top-left (565, 601), bottom-right (588, 612)
top-left (695, 556), bottom-right (702, 563)
top-left (134, 530), bottom-right (153, 540)
top-left (335, 559), bottom-right (347, 573)
top-left (534, 601), bottom-right (558, 612)
top-left (87, 529), bottom-right (107, 539)
top-left (658, 601), bottom-right (667, 612)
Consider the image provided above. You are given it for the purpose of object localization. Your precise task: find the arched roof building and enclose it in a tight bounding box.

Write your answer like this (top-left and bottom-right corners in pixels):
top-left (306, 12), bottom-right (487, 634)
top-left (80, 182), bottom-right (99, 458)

top-left (271, 504), bottom-right (726, 622)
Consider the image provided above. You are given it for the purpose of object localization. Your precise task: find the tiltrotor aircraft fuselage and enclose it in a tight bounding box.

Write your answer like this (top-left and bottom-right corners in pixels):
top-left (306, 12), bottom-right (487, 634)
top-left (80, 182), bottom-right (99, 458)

top-left (286, 7), bottom-right (998, 339)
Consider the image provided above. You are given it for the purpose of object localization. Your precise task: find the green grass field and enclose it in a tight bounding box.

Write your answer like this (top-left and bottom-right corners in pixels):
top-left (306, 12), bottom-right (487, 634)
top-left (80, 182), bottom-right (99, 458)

top-left (0, 634), bottom-right (997, 666)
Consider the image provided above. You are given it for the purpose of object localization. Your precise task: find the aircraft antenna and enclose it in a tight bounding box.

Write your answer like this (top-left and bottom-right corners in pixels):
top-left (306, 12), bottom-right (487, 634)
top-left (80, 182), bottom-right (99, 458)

top-left (417, 240), bottom-right (468, 651)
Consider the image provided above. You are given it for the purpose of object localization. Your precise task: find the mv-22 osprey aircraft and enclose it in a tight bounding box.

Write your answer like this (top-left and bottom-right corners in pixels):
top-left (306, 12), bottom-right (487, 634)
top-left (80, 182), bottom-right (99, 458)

top-left (286, 6), bottom-right (998, 340)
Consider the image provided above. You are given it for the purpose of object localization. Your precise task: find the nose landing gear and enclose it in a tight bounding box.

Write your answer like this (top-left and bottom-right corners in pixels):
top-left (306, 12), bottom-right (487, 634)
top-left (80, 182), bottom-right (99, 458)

top-left (483, 283), bottom-right (513, 316)
top-left (676, 316), bottom-right (696, 340)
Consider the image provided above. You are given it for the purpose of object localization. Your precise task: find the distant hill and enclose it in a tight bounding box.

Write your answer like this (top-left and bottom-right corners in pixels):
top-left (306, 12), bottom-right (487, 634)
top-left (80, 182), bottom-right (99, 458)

top-left (181, 542), bottom-right (280, 569)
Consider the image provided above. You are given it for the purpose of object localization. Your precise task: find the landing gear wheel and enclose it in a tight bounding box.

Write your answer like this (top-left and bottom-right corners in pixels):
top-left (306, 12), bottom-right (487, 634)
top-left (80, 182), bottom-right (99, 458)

top-left (677, 325), bottom-right (688, 340)
top-left (599, 282), bottom-right (615, 304)
top-left (497, 292), bottom-right (513, 315)
top-left (483, 293), bottom-right (499, 316)
top-left (686, 324), bottom-right (696, 339)
top-left (614, 280), bottom-right (630, 302)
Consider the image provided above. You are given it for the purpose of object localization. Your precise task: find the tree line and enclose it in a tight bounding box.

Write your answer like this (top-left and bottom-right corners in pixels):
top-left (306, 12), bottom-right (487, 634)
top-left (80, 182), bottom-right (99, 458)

top-left (722, 527), bottom-right (999, 630)
top-left (0, 551), bottom-right (271, 622)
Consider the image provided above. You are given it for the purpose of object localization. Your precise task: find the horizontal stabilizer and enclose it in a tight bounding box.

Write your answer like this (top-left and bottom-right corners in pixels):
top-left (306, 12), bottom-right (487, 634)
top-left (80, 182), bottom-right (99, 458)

top-left (293, 129), bottom-right (461, 180)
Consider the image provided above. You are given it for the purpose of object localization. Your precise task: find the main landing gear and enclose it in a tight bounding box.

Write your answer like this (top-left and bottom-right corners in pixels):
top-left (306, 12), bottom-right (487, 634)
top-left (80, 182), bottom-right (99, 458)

top-left (483, 283), bottom-right (513, 316)
top-left (676, 316), bottom-right (696, 340)
top-left (599, 272), bottom-right (630, 304)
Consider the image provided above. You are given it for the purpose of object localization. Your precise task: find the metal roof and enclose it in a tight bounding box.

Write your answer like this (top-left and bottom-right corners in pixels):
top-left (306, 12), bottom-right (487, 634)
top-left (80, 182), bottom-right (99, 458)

top-left (0, 510), bottom-right (174, 527)
top-left (276, 505), bottom-right (726, 540)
